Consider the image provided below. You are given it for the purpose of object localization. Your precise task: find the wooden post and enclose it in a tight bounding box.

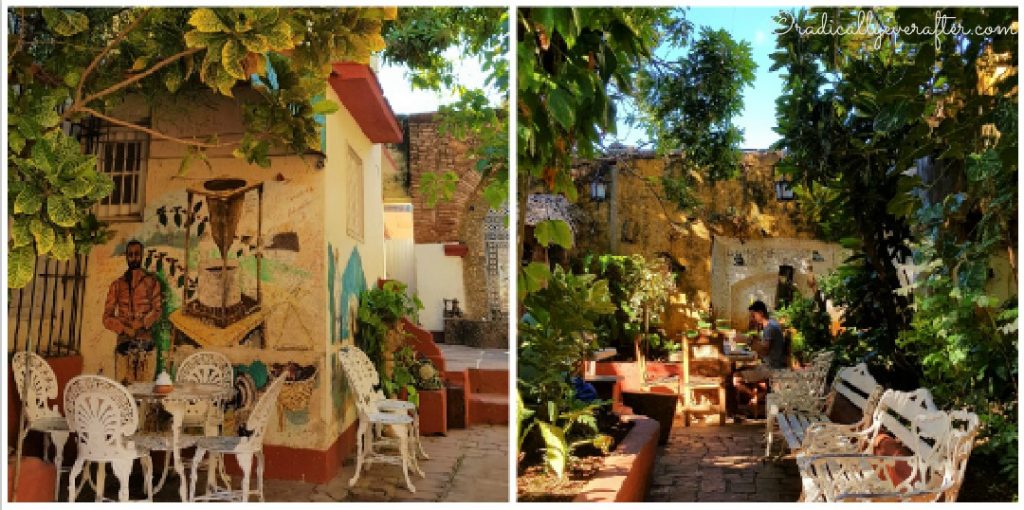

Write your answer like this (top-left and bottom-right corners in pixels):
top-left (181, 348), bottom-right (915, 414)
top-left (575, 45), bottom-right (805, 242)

top-left (256, 184), bottom-right (263, 308)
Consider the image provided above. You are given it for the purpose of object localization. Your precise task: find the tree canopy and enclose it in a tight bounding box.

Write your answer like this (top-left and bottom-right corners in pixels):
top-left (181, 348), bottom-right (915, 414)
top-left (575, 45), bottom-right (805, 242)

top-left (770, 7), bottom-right (1017, 486)
top-left (7, 7), bottom-right (508, 289)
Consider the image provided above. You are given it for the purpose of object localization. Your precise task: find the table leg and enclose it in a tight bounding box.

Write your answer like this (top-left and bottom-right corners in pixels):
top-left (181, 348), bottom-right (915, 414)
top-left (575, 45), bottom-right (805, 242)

top-left (163, 402), bottom-right (188, 502)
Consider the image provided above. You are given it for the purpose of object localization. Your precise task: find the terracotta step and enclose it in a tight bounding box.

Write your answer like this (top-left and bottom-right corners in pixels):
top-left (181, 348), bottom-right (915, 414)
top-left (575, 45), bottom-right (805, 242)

top-left (467, 393), bottom-right (509, 425)
top-left (468, 368), bottom-right (509, 395)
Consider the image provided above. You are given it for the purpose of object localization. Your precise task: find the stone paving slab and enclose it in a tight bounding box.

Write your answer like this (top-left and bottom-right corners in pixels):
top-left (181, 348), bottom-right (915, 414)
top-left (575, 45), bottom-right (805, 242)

top-left (648, 417), bottom-right (802, 502)
top-left (266, 424), bottom-right (510, 502)
top-left (438, 344), bottom-right (509, 371)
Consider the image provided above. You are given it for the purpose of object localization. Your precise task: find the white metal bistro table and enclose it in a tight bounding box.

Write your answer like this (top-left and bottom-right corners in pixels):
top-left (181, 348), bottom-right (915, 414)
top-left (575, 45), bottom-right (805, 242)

top-left (129, 381), bottom-right (233, 501)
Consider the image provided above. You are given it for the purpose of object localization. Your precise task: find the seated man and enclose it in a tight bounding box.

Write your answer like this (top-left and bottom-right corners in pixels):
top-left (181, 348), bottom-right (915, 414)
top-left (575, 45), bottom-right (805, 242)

top-left (733, 300), bottom-right (788, 418)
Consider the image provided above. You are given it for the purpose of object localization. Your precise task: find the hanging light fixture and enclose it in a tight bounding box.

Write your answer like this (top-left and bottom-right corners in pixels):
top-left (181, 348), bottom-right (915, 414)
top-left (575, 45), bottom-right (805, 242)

top-left (589, 162), bottom-right (610, 202)
top-left (775, 177), bottom-right (794, 201)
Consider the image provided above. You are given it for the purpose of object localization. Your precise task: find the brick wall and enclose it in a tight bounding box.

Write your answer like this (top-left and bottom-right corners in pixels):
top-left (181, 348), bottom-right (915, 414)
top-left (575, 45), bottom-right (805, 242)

top-left (406, 113), bottom-right (484, 245)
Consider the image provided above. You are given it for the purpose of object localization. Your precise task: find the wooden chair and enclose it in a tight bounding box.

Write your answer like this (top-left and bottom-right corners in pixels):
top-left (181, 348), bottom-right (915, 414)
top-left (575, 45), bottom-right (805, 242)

top-left (678, 334), bottom-right (728, 426)
top-left (12, 351), bottom-right (71, 501)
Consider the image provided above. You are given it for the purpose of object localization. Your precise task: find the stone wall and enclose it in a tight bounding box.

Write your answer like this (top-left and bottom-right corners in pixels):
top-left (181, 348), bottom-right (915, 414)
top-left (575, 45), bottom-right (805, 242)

top-left (571, 150), bottom-right (841, 330)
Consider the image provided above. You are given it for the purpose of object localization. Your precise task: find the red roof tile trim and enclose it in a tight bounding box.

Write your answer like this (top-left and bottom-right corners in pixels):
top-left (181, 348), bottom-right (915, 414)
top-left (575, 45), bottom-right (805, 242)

top-left (329, 62), bottom-right (403, 143)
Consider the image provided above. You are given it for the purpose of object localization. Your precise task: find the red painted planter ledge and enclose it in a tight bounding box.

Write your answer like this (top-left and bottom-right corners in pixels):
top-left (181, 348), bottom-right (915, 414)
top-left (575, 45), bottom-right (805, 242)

top-left (573, 414), bottom-right (660, 503)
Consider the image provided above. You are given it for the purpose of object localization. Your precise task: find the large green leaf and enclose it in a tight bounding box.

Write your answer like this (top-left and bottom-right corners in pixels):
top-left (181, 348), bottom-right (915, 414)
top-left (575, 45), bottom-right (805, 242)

top-left (14, 187), bottom-right (43, 215)
top-left (8, 245), bottom-right (37, 289)
top-left (546, 88), bottom-right (575, 130)
top-left (60, 177), bottom-right (94, 199)
top-left (10, 219), bottom-right (33, 248)
top-left (41, 8), bottom-right (89, 37)
top-left (519, 262), bottom-right (551, 295)
top-left (533, 219), bottom-right (573, 248)
top-left (536, 421), bottom-right (568, 478)
top-left (29, 219), bottom-right (55, 255)
top-left (50, 231), bottom-right (75, 261)
top-left (47, 195), bottom-right (78, 227)
top-left (189, 8), bottom-right (228, 32)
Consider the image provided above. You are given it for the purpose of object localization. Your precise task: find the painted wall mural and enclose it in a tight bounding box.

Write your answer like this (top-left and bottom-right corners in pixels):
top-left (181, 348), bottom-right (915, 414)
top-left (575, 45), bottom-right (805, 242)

top-left (327, 243), bottom-right (366, 344)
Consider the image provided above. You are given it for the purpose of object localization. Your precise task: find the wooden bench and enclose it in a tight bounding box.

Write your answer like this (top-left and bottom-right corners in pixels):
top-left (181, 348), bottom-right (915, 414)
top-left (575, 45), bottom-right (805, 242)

top-left (797, 388), bottom-right (979, 502)
top-left (767, 362), bottom-right (882, 456)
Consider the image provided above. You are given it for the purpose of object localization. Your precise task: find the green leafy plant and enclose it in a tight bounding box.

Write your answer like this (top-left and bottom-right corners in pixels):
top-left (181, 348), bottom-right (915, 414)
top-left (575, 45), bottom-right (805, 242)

top-left (517, 266), bottom-right (616, 477)
top-left (382, 345), bottom-right (420, 406)
top-left (355, 280), bottom-right (423, 379)
top-left (776, 293), bottom-right (832, 364)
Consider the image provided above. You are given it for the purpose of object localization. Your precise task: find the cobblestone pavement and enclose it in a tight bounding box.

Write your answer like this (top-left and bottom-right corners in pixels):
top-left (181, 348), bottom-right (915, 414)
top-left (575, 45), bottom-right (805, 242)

top-left (648, 417), bottom-right (802, 502)
top-left (264, 424), bottom-right (510, 502)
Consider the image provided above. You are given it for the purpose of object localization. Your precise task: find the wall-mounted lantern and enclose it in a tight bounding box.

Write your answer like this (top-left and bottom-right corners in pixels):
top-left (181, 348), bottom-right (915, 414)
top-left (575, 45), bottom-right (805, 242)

top-left (733, 252), bottom-right (745, 266)
top-left (775, 177), bottom-right (795, 201)
top-left (589, 162), bottom-right (612, 202)
top-left (589, 179), bottom-right (607, 202)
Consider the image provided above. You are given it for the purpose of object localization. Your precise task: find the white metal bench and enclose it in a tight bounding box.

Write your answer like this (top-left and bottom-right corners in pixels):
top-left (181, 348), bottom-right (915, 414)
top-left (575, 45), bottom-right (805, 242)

top-left (797, 388), bottom-right (979, 501)
top-left (762, 350), bottom-right (834, 455)
top-left (767, 362), bottom-right (883, 456)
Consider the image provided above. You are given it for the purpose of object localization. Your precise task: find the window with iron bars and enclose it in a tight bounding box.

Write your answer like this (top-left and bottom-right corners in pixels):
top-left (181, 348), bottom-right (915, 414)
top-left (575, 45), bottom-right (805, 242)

top-left (76, 118), bottom-right (151, 221)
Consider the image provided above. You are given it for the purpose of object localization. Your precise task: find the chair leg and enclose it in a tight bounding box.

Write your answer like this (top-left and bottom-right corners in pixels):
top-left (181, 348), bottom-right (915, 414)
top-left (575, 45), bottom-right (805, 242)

top-left (142, 455), bottom-right (154, 501)
top-left (189, 448), bottom-right (207, 502)
top-left (397, 425), bottom-right (416, 493)
top-left (110, 459), bottom-right (133, 502)
top-left (67, 458), bottom-right (85, 502)
top-left (348, 422), bottom-right (367, 487)
top-left (236, 452), bottom-right (253, 503)
top-left (256, 451), bottom-right (266, 502)
top-left (50, 431), bottom-right (69, 501)
top-left (414, 412), bottom-right (429, 459)
top-left (94, 462), bottom-right (106, 502)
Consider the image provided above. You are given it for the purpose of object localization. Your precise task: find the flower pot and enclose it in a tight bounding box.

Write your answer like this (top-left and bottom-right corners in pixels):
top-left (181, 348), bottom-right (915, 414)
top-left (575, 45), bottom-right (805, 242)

top-left (621, 391), bottom-right (677, 445)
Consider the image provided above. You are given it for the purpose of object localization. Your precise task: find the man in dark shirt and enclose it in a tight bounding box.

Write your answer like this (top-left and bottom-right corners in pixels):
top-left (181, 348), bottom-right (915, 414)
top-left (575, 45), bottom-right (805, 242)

top-left (733, 300), bottom-right (788, 418)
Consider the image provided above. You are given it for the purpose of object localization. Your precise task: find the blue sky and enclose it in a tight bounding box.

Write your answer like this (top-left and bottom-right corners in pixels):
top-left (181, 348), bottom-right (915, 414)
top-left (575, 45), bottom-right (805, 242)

top-left (378, 7), bottom-right (789, 148)
top-left (617, 7), bottom-right (789, 150)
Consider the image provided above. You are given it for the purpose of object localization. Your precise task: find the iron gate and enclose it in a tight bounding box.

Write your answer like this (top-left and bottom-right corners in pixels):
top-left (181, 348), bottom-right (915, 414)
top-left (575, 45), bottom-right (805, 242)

top-left (7, 254), bottom-right (89, 357)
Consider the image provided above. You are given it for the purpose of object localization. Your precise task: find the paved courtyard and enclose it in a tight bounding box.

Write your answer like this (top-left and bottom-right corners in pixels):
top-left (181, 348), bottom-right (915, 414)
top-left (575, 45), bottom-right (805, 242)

top-left (648, 417), bottom-right (802, 502)
top-left (63, 425), bottom-right (508, 502)
top-left (265, 424), bottom-right (509, 502)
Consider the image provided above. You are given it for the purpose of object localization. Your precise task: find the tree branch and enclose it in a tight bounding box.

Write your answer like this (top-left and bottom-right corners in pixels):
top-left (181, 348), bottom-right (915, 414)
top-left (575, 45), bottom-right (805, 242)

top-left (75, 9), bottom-right (149, 107)
top-left (78, 46), bottom-right (202, 109)
top-left (78, 106), bottom-right (238, 149)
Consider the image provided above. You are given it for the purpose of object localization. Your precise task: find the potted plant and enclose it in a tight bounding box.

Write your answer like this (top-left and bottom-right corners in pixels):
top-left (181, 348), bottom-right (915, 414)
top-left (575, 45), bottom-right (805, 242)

top-left (356, 280), bottom-right (423, 381)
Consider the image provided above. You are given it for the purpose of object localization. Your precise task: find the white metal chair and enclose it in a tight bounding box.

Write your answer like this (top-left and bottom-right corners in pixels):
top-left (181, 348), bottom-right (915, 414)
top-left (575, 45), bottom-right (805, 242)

top-left (133, 351), bottom-right (235, 500)
top-left (802, 408), bottom-right (979, 502)
top-left (338, 347), bottom-right (418, 493)
top-left (765, 350), bottom-right (835, 455)
top-left (12, 351), bottom-right (72, 501)
top-left (175, 351), bottom-right (234, 434)
top-left (64, 375), bottom-right (153, 502)
top-left (348, 346), bottom-right (429, 463)
top-left (188, 373), bottom-right (286, 502)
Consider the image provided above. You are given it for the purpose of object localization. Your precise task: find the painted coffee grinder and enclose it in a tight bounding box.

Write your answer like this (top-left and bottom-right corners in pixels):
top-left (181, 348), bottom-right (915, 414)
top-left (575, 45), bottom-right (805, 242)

top-left (182, 177), bottom-right (265, 327)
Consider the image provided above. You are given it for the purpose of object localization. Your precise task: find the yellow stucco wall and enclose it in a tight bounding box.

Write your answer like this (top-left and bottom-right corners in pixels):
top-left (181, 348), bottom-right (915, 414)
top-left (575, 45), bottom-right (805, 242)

top-left (572, 151), bottom-right (844, 331)
top-left (14, 86), bottom-right (387, 453)
top-left (321, 84), bottom-right (387, 446)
